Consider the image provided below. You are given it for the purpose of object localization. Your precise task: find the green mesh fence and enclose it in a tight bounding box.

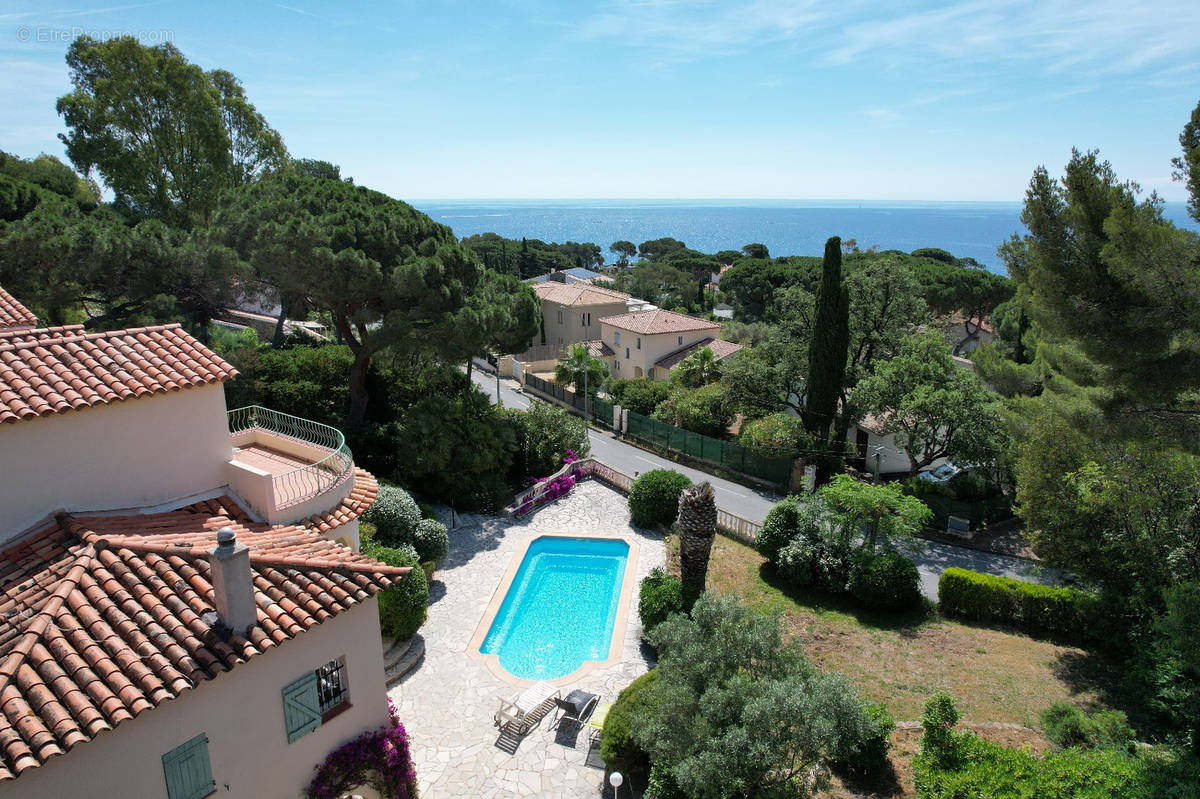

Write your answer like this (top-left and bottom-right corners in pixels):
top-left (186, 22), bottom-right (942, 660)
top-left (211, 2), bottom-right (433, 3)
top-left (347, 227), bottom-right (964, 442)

top-left (625, 411), bottom-right (792, 486)
top-left (593, 399), bottom-right (614, 426)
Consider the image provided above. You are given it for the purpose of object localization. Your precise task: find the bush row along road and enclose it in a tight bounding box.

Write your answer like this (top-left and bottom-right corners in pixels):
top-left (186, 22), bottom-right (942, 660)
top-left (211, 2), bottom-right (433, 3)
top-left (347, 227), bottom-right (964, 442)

top-left (470, 370), bottom-right (1061, 601)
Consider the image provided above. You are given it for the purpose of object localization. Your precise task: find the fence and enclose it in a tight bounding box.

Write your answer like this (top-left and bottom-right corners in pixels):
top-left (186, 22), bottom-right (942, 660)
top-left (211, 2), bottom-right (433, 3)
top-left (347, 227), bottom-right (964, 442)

top-left (227, 405), bottom-right (354, 508)
top-left (522, 373), bottom-right (615, 427)
top-left (625, 411), bottom-right (792, 487)
top-left (508, 456), bottom-right (760, 545)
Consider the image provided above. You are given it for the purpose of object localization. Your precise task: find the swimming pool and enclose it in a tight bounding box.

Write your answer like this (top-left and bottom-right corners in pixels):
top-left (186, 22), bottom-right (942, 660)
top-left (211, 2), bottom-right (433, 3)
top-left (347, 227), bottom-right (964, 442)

top-left (480, 536), bottom-right (630, 680)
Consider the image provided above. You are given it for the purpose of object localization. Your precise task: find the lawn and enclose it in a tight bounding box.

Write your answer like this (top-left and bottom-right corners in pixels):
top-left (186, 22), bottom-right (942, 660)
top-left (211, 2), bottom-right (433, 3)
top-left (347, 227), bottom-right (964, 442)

top-left (695, 534), bottom-right (1107, 727)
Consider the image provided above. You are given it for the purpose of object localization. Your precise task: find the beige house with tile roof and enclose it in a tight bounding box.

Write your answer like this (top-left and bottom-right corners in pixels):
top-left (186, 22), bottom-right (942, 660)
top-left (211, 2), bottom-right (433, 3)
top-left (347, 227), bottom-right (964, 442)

top-left (532, 280), bottom-right (630, 349)
top-left (596, 308), bottom-right (742, 381)
top-left (0, 286), bottom-right (400, 798)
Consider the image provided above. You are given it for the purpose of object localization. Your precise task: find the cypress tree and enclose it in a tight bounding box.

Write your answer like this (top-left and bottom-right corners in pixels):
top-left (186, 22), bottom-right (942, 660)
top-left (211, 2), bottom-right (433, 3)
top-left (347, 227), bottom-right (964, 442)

top-left (803, 236), bottom-right (850, 459)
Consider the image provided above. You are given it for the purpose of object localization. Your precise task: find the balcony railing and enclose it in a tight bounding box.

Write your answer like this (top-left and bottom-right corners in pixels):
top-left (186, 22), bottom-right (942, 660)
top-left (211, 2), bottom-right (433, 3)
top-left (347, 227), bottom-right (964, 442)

top-left (227, 406), bottom-right (354, 510)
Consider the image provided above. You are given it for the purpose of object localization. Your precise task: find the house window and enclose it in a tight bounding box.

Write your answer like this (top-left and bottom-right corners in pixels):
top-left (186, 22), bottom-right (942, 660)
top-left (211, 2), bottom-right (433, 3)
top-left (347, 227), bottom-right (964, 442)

top-left (615, 360), bottom-right (620, 372)
top-left (626, 348), bottom-right (630, 359)
top-left (557, 309), bottom-right (563, 324)
top-left (678, 336), bottom-right (683, 345)
top-left (282, 658), bottom-right (350, 744)
top-left (614, 331), bottom-right (621, 346)
top-left (162, 733), bottom-right (215, 799)
top-left (636, 337), bottom-right (641, 350)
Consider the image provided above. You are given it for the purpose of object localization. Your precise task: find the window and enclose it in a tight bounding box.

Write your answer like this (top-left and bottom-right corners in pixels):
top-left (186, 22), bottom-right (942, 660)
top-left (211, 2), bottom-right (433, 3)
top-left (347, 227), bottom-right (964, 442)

top-left (678, 336), bottom-right (683, 345)
top-left (636, 337), bottom-right (641, 350)
top-left (615, 360), bottom-right (620, 372)
top-left (625, 348), bottom-right (630, 359)
top-left (282, 658), bottom-right (350, 744)
top-left (581, 313), bottom-right (591, 326)
top-left (557, 309), bottom-right (563, 324)
top-left (162, 734), bottom-right (215, 799)
top-left (614, 330), bottom-right (621, 346)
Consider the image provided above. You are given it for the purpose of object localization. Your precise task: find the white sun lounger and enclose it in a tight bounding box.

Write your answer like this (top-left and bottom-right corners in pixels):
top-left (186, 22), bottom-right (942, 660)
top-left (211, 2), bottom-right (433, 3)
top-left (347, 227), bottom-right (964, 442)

top-left (494, 681), bottom-right (561, 732)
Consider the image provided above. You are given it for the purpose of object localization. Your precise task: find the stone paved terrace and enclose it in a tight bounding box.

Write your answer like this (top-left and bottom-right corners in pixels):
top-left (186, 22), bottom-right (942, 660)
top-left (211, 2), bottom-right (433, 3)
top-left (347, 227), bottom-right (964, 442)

top-left (390, 480), bottom-right (664, 798)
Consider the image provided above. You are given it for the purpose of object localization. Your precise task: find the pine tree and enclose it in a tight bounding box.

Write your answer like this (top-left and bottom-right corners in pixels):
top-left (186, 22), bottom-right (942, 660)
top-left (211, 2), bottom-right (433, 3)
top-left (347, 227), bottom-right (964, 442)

top-left (677, 481), bottom-right (717, 607)
top-left (803, 236), bottom-right (850, 480)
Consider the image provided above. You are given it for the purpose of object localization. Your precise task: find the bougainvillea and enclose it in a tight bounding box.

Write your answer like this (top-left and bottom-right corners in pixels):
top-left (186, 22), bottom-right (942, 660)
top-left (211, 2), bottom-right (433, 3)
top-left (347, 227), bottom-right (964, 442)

top-left (306, 700), bottom-right (418, 799)
top-left (515, 452), bottom-right (582, 516)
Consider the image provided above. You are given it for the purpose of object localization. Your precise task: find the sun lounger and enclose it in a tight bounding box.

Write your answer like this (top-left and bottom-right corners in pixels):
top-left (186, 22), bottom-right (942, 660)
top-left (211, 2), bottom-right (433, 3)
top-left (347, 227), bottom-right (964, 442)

top-left (494, 681), bottom-right (560, 732)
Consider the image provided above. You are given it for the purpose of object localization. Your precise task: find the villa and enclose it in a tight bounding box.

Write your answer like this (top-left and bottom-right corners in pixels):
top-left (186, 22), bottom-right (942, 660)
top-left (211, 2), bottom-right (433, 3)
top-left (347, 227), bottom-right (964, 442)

top-left (531, 280), bottom-right (631, 348)
top-left (0, 287), bottom-right (401, 797)
top-left (592, 308), bottom-right (742, 381)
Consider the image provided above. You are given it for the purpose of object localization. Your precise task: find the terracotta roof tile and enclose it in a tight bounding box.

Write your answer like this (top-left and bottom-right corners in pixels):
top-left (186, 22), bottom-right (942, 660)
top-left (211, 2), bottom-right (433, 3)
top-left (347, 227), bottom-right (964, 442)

top-left (0, 323), bottom-right (237, 424)
top-left (532, 282), bottom-right (629, 307)
top-left (0, 288), bottom-right (36, 331)
top-left (584, 340), bottom-right (615, 358)
top-left (0, 479), bottom-right (400, 783)
top-left (655, 337), bottom-right (743, 370)
top-left (599, 308), bottom-right (721, 335)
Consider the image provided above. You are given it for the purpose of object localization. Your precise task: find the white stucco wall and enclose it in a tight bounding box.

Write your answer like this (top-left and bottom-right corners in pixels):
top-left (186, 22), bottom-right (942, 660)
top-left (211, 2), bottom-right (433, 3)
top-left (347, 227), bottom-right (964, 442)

top-left (601, 321), bottom-right (717, 382)
top-left (0, 384), bottom-right (233, 542)
top-left (7, 598), bottom-right (390, 799)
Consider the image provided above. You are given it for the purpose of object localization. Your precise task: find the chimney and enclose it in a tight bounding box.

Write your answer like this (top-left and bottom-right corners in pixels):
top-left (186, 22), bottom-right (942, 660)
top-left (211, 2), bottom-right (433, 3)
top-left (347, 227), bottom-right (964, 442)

top-left (209, 527), bottom-right (258, 635)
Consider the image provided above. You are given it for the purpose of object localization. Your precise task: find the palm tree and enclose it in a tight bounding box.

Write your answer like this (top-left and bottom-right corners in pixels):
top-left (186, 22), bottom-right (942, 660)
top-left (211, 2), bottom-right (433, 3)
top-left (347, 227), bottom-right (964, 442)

top-left (677, 481), bottom-right (717, 608)
top-left (554, 343), bottom-right (607, 399)
top-left (671, 346), bottom-right (721, 388)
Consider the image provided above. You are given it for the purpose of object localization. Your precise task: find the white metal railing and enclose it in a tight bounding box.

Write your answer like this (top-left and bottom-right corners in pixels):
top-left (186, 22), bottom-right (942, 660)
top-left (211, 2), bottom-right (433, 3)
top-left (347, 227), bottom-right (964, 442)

top-left (227, 405), bottom-right (354, 509)
top-left (510, 456), bottom-right (761, 543)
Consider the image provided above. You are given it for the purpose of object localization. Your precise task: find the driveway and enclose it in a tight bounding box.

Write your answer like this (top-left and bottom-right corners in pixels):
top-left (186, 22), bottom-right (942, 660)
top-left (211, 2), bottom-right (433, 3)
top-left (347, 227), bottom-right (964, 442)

top-left (469, 370), bottom-right (1058, 601)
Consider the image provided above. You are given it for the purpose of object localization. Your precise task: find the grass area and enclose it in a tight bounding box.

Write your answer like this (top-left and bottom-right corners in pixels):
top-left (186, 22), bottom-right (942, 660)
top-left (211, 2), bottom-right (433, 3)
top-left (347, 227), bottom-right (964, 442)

top-left (699, 534), bottom-right (1107, 727)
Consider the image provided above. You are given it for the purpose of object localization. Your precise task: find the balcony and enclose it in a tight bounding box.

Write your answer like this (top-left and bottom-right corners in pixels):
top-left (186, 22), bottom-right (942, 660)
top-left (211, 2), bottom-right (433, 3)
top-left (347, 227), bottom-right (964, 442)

top-left (226, 406), bottom-right (355, 525)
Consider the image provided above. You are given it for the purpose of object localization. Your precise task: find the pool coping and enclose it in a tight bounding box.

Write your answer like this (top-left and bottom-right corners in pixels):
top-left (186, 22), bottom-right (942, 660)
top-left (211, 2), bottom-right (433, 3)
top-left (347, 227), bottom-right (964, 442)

top-left (466, 530), bottom-right (641, 689)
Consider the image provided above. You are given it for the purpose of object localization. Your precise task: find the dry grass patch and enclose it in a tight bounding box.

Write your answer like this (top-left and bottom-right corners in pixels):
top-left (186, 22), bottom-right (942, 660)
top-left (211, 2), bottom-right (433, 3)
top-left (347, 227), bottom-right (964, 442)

top-left (703, 534), bottom-right (1104, 726)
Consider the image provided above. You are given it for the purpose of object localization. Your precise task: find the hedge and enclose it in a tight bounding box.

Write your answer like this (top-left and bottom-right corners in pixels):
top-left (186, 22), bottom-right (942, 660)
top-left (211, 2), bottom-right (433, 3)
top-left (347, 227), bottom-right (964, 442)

top-left (849, 551), bottom-right (921, 610)
top-left (362, 540), bottom-right (428, 640)
top-left (628, 470), bottom-right (693, 528)
top-left (600, 670), bottom-right (660, 776)
top-left (363, 484), bottom-right (422, 549)
top-left (938, 567), bottom-right (1100, 642)
top-left (638, 568), bottom-right (684, 637)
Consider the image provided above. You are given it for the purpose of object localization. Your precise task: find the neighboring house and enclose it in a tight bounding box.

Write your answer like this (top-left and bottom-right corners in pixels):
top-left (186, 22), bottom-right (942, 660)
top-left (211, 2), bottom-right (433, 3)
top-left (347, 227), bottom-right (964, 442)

top-left (713, 303), bottom-right (734, 320)
top-left (593, 308), bottom-right (742, 381)
top-left (0, 286), bottom-right (403, 798)
top-left (707, 264), bottom-right (733, 291)
top-left (525, 266), bottom-right (605, 284)
top-left (940, 312), bottom-right (994, 355)
top-left (532, 281), bottom-right (631, 348)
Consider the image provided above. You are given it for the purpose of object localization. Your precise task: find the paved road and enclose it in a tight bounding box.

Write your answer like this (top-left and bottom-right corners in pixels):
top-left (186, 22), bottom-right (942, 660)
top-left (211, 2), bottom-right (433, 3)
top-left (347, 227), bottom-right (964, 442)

top-left (470, 370), bottom-right (1059, 600)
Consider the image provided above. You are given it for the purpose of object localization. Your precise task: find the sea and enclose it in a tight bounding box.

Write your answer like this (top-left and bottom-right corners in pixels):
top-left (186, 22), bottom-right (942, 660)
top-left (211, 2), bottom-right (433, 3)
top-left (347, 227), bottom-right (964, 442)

top-left (414, 199), bottom-right (1200, 275)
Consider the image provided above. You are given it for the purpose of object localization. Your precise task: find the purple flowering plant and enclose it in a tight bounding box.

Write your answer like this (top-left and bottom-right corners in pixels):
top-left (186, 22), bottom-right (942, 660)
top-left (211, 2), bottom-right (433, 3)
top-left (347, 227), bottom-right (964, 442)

top-left (306, 699), bottom-right (418, 799)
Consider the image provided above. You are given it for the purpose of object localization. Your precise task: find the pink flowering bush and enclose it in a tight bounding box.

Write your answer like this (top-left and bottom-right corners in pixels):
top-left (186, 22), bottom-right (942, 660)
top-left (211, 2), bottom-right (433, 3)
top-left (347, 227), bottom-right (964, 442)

top-left (515, 452), bottom-right (581, 516)
top-left (306, 700), bottom-right (418, 799)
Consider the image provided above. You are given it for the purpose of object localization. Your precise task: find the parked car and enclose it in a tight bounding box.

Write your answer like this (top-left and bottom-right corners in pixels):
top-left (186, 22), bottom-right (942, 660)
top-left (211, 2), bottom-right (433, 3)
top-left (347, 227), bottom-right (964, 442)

top-left (917, 462), bottom-right (961, 483)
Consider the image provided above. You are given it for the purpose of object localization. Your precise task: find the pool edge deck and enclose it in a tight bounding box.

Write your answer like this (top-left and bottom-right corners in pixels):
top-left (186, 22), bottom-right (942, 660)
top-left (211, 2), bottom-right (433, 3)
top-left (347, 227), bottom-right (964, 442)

top-left (465, 530), bottom-right (641, 688)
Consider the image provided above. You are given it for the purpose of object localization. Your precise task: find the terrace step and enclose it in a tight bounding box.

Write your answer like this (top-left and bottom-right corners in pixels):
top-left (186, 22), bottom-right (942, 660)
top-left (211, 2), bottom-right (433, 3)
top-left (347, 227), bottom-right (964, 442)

top-left (382, 633), bottom-right (425, 685)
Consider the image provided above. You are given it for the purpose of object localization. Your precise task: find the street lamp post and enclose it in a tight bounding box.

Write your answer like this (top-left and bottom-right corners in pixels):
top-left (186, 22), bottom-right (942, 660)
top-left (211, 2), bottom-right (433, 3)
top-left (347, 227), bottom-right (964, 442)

top-left (608, 771), bottom-right (623, 798)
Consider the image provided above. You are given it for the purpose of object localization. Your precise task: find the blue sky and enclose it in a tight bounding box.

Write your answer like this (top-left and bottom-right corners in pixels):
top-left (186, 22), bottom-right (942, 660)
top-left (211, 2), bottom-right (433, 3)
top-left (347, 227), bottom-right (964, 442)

top-left (2, 0), bottom-right (1198, 201)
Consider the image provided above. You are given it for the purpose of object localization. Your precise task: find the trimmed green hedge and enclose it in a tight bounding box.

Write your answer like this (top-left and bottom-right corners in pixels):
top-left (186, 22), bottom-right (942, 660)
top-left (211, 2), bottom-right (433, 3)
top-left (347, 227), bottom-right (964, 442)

top-left (638, 568), bottom-right (684, 638)
top-left (601, 670), bottom-right (660, 776)
top-left (628, 469), bottom-right (692, 528)
top-left (938, 567), bottom-right (1100, 642)
top-left (362, 540), bottom-right (428, 640)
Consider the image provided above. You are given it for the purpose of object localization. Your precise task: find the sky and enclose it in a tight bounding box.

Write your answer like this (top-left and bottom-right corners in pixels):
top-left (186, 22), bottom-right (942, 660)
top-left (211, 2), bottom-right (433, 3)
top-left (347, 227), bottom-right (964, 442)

top-left (1, 0), bottom-right (1198, 202)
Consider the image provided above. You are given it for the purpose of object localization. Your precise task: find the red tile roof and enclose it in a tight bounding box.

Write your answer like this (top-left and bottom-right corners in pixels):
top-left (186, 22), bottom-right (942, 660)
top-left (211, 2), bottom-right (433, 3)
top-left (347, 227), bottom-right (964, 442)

top-left (532, 282), bottom-right (630, 307)
top-left (0, 488), bottom-right (401, 782)
top-left (655, 337), bottom-right (743, 370)
top-left (598, 309), bottom-right (720, 335)
top-left (584, 340), bottom-right (616, 358)
top-left (0, 287), bottom-right (36, 331)
top-left (0, 323), bottom-right (237, 424)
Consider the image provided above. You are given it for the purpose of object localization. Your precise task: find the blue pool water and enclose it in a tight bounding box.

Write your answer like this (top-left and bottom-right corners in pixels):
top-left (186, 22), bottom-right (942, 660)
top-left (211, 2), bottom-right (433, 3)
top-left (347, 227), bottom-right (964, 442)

top-left (481, 536), bottom-right (629, 680)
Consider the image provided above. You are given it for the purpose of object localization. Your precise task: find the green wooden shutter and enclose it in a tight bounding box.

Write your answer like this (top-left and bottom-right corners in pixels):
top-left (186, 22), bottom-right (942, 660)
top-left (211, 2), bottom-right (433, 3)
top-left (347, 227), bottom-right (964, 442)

top-left (162, 733), bottom-right (215, 799)
top-left (282, 671), bottom-right (321, 743)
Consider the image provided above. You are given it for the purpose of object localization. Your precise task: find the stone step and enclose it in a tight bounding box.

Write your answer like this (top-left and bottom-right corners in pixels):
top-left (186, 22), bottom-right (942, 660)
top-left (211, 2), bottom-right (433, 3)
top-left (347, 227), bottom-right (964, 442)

top-left (382, 633), bottom-right (425, 684)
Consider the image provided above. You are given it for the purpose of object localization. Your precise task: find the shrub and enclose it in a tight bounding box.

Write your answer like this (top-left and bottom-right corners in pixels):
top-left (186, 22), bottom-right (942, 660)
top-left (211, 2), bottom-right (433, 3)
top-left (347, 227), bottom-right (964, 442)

top-left (738, 412), bottom-right (810, 460)
top-left (601, 670), bottom-right (660, 776)
top-left (833, 702), bottom-right (896, 775)
top-left (652, 384), bottom-right (734, 438)
top-left (639, 568), bottom-right (684, 637)
top-left (848, 550), bottom-right (921, 610)
top-left (628, 470), bottom-right (692, 528)
top-left (777, 532), bottom-right (853, 594)
top-left (508, 400), bottom-right (590, 480)
top-left (645, 762), bottom-right (687, 799)
top-left (412, 518), bottom-right (449, 565)
top-left (609, 377), bottom-right (672, 416)
top-left (756, 495), bottom-right (802, 563)
top-left (938, 567), bottom-right (1101, 643)
top-left (363, 484), bottom-right (422, 548)
top-left (362, 540), bottom-right (428, 640)
top-left (918, 693), bottom-right (963, 771)
top-left (1041, 702), bottom-right (1136, 752)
